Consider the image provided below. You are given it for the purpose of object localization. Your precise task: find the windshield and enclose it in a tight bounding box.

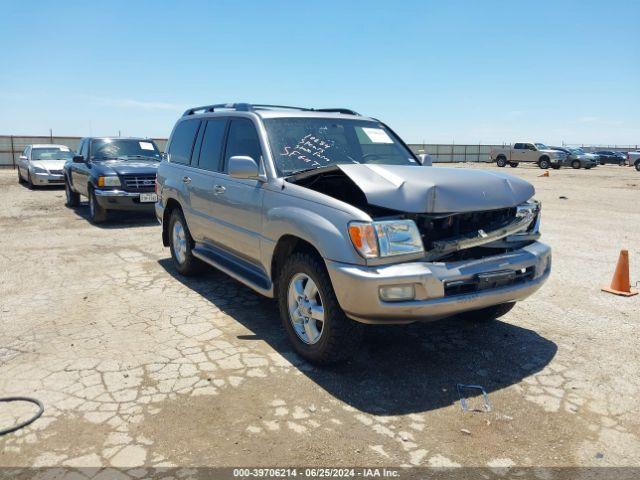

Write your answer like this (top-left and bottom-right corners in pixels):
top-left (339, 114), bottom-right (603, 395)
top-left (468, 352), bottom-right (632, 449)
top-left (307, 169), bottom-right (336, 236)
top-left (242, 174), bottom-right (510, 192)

top-left (32, 147), bottom-right (74, 161)
top-left (534, 143), bottom-right (549, 150)
top-left (90, 139), bottom-right (161, 161)
top-left (263, 118), bottom-right (418, 176)
top-left (569, 148), bottom-right (585, 154)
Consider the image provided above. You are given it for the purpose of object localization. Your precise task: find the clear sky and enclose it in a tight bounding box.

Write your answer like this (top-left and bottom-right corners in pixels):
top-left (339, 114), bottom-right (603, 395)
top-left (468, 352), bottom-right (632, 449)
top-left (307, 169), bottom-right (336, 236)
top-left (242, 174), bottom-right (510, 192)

top-left (1, 0), bottom-right (638, 145)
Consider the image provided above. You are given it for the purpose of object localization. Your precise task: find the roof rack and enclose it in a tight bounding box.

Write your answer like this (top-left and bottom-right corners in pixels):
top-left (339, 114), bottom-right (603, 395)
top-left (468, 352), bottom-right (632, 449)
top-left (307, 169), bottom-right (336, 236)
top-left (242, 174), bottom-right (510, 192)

top-left (182, 103), bottom-right (360, 117)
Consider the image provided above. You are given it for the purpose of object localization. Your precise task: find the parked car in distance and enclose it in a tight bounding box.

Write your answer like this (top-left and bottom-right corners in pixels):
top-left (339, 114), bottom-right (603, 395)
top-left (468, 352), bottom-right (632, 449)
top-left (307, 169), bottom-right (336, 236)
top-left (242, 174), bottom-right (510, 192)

top-left (156, 103), bottom-right (551, 364)
top-left (627, 151), bottom-right (640, 171)
top-left (63, 137), bottom-right (161, 223)
top-left (17, 144), bottom-right (74, 188)
top-left (549, 146), bottom-right (598, 169)
top-left (592, 150), bottom-right (626, 166)
top-left (490, 142), bottom-right (566, 169)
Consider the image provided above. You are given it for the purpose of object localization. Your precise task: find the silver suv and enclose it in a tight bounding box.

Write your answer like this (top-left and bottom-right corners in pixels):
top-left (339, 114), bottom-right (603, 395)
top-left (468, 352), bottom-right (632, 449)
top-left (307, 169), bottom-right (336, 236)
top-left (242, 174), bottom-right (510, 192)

top-left (156, 103), bottom-right (551, 364)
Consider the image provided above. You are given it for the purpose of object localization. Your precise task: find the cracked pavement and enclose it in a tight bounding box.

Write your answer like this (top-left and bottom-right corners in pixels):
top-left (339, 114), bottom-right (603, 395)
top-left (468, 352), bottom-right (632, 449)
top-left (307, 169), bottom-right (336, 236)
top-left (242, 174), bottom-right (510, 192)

top-left (0, 165), bottom-right (638, 475)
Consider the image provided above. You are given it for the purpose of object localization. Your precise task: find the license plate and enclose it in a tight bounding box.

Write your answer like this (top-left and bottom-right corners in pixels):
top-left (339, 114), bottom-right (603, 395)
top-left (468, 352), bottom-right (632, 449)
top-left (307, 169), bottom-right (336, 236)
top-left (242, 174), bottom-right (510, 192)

top-left (139, 193), bottom-right (157, 203)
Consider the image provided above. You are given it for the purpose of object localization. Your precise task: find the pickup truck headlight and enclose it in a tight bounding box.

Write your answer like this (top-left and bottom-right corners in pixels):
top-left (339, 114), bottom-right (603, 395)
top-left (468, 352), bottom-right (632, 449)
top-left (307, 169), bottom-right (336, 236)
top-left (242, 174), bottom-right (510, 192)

top-left (349, 220), bottom-right (424, 258)
top-left (97, 176), bottom-right (121, 187)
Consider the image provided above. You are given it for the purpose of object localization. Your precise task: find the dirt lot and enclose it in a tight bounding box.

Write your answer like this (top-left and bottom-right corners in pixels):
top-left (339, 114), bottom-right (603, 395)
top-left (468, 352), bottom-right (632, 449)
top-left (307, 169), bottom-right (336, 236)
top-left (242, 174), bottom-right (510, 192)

top-left (0, 164), bottom-right (638, 474)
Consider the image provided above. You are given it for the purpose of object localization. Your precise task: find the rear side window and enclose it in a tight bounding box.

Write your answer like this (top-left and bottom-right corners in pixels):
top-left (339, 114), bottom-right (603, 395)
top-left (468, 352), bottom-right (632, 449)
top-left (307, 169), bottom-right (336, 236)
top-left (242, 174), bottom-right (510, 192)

top-left (224, 119), bottom-right (262, 171)
top-left (168, 120), bottom-right (200, 165)
top-left (514, 143), bottom-right (524, 149)
top-left (196, 119), bottom-right (227, 172)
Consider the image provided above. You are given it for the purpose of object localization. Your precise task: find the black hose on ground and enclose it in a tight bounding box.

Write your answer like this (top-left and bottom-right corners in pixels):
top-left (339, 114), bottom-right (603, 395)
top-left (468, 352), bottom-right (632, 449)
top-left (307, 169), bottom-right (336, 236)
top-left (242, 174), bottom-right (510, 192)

top-left (0, 397), bottom-right (44, 436)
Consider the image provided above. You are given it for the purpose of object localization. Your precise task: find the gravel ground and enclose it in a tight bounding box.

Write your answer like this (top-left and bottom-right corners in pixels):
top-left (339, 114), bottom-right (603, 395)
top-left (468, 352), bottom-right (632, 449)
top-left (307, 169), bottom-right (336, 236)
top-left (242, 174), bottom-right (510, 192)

top-left (0, 164), bottom-right (638, 475)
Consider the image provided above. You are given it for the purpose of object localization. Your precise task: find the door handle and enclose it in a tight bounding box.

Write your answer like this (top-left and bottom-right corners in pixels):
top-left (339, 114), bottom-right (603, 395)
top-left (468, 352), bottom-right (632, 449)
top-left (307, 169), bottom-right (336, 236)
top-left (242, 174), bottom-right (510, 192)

top-left (213, 185), bottom-right (226, 195)
top-left (182, 176), bottom-right (191, 184)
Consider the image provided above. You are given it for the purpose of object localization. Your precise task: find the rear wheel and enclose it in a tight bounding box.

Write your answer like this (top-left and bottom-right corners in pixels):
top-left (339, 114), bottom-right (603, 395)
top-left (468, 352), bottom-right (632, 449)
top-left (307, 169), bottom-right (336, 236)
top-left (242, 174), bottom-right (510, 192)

top-left (538, 158), bottom-right (550, 169)
top-left (496, 157), bottom-right (507, 167)
top-left (169, 208), bottom-right (205, 276)
top-left (571, 160), bottom-right (581, 169)
top-left (457, 302), bottom-right (516, 322)
top-left (635, 161), bottom-right (640, 172)
top-left (278, 252), bottom-right (362, 364)
top-left (65, 177), bottom-right (80, 207)
top-left (88, 187), bottom-right (107, 224)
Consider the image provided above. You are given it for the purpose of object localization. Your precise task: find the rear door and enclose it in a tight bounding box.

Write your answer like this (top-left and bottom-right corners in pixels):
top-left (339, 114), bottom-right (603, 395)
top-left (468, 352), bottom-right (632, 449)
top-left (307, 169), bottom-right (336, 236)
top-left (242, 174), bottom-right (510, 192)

top-left (208, 117), bottom-right (265, 264)
top-left (187, 117), bottom-right (228, 245)
top-left (165, 118), bottom-right (204, 239)
top-left (523, 143), bottom-right (538, 163)
top-left (512, 143), bottom-right (526, 162)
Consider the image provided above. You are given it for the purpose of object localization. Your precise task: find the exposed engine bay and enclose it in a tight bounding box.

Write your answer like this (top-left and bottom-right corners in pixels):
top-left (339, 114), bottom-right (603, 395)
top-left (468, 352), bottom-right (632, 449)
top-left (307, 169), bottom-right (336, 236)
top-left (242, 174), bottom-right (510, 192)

top-left (287, 166), bottom-right (540, 261)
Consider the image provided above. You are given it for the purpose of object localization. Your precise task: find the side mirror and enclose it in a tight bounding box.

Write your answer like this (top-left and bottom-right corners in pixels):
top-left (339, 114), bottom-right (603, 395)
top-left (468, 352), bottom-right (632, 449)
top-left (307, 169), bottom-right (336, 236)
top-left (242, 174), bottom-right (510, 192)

top-left (228, 155), bottom-right (261, 180)
top-left (418, 153), bottom-right (432, 166)
top-left (72, 155), bottom-right (85, 163)
top-left (19, 155), bottom-right (27, 161)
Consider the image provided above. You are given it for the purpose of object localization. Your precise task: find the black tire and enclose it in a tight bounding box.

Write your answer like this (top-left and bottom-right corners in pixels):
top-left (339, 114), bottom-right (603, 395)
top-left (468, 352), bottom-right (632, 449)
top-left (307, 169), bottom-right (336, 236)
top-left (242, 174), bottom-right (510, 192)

top-left (538, 157), bottom-right (550, 169)
top-left (509, 162), bottom-right (518, 168)
top-left (619, 160), bottom-right (625, 166)
top-left (17, 168), bottom-right (25, 184)
top-left (26, 170), bottom-right (35, 189)
top-left (88, 187), bottom-right (107, 224)
top-left (278, 252), bottom-right (363, 365)
top-left (457, 302), bottom-right (516, 322)
top-left (635, 161), bottom-right (640, 172)
top-left (496, 157), bottom-right (507, 168)
top-left (571, 160), bottom-right (581, 169)
top-left (65, 177), bottom-right (80, 207)
top-left (168, 208), bottom-right (205, 276)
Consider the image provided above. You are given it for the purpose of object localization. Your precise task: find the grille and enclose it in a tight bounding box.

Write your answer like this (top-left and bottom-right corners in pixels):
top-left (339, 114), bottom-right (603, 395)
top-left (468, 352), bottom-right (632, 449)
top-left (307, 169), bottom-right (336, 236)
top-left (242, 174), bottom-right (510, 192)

top-left (122, 174), bottom-right (156, 192)
top-left (412, 207), bottom-right (517, 251)
top-left (49, 169), bottom-right (64, 175)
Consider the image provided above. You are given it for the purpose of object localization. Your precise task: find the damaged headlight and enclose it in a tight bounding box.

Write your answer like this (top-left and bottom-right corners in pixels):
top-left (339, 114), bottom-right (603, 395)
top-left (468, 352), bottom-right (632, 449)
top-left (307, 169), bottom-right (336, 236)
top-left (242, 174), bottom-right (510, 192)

top-left (349, 220), bottom-right (424, 258)
top-left (514, 199), bottom-right (541, 235)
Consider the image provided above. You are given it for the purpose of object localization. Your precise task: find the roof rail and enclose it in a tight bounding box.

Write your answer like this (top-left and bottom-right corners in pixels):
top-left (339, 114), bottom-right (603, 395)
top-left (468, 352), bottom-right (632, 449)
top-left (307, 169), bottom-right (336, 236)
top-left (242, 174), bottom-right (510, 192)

top-left (182, 103), bottom-right (361, 117)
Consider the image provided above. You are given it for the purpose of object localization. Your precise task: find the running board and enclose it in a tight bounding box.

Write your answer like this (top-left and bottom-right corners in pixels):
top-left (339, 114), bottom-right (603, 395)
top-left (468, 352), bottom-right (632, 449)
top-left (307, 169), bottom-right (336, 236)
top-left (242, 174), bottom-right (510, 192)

top-left (192, 244), bottom-right (273, 297)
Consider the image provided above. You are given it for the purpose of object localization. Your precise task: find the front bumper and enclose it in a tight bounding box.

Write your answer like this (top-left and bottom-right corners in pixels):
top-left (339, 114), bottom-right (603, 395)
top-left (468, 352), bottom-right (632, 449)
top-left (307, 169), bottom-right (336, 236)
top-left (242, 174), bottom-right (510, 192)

top-left (94, 189), bottom-right (156, 211)
top-left (326, 241), bottom-right (551, 324)
top-left (32, 172), bottom-right (65, 185)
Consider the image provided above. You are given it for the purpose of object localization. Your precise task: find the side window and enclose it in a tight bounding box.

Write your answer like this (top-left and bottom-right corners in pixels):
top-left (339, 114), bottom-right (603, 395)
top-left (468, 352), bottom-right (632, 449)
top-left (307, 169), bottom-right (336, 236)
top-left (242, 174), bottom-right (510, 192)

top-left (525, 144), bottom-right (536, 150)
top-left (167, 120), bottom-right (201, 165)
top-left (196, 119), bottom-right (227, 172)
top-left (514, 143), bottom-right (524, 149)
top-left (223, 119), bottom-right (262, 171)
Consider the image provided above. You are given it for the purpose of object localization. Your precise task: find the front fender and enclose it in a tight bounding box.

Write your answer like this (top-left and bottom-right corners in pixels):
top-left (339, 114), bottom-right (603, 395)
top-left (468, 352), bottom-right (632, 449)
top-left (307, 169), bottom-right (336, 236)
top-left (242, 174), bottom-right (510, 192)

top-left (263, 205), bottom-right (365, 267)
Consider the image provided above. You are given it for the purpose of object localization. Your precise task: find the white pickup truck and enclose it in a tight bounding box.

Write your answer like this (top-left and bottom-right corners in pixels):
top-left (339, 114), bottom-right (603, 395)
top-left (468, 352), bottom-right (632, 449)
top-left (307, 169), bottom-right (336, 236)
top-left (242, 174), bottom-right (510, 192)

top-left (490, 142), bottom-right (567, 169)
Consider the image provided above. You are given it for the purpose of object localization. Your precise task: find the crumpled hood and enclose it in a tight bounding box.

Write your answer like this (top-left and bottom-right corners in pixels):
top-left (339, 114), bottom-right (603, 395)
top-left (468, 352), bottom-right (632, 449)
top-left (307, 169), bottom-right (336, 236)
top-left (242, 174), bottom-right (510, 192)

top-left (32, 160), bottom-right (67, 171)
top-left (97, 160), bottom-right (159, 176)
top-left (337, 164), bottom-right (535, 213)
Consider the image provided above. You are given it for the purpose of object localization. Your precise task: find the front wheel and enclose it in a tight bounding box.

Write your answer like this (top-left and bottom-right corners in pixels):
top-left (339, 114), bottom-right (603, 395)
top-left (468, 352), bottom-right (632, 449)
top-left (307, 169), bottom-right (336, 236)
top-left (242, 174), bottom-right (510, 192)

top-left (88, 187), bottom-right (107, 223)
top-left (278, 252), bottom-right (362, 364)
top-left (65, 177), bottom-right (80, 207)
top-left (635, 162), bottom-right (640, 172)
top-left (496, 157), bottom-right (507, 167)
top-left (538, 158), bottom-right (550, 169)
top-left (457, 302), bottom-right (516, 322)
top-left (169, 208), bottom-right (205, 276)
top-left (26, 170), bottom-right (35, 189)
top-left (571, 160), bottom-right (581, 169)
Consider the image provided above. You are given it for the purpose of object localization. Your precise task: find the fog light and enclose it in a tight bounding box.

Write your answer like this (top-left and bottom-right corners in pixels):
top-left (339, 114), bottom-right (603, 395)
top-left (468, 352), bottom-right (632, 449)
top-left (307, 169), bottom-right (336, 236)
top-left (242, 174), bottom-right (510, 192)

top-left (379, 284), bottom-right (415, 302)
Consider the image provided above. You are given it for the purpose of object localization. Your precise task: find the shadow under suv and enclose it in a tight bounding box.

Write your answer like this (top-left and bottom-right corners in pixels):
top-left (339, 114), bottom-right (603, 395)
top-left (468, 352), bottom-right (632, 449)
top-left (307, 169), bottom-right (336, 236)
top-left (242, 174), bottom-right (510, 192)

top-left (156, 103), bottom-right (551, 364)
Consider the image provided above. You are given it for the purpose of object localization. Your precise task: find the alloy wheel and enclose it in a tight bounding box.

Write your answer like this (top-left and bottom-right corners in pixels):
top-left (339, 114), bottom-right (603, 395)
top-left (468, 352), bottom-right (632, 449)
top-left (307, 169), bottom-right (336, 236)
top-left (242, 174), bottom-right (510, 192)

top-left (172, 220), bottom-right (188, 265)
top-left (287, 273), bottom-right (325, 345)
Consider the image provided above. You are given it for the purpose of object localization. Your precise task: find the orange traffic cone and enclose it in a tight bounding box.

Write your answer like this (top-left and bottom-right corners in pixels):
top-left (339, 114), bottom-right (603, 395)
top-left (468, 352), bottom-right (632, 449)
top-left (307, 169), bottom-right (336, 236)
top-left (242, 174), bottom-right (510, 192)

top-left (539, 171), bottom-right (550, 177)
top-left (601, 250), bottom-right (638, 297)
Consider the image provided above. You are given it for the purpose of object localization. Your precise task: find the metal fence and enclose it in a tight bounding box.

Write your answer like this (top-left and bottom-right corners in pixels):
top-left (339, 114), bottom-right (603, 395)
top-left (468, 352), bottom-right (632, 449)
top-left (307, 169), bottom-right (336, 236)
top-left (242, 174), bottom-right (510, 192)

top-left (1, 136), bottom-right (637, 167)
top-left (0, 135), bottom-right (168, 167)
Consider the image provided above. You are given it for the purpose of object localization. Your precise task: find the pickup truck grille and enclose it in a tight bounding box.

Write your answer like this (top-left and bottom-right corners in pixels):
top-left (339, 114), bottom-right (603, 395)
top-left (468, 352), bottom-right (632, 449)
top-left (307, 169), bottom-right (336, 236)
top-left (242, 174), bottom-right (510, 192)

top-left (412, 207), bottom-right (517, 251)
top-left (122, 174), bottom-right (156, 192)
